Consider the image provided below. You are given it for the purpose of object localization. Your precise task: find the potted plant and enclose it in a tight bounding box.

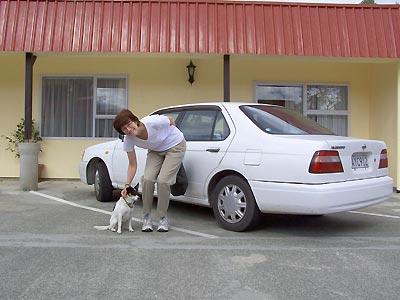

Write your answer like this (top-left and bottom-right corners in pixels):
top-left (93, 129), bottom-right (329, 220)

top-left (5, 118), bottom-right (42, 158)
top-left (4, 118), bottom-right (43, 190)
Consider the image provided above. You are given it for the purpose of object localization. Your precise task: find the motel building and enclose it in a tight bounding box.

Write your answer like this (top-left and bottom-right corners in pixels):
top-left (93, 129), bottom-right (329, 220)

top-left (0, 0), bottom-right (400, 190)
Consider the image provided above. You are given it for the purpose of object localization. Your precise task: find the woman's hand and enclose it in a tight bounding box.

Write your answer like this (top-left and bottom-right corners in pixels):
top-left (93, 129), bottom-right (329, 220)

top-left (121, 187), bottom-right (128, 198)
top-left (121, 183), bottom-right (130, 198)
top-left (122, 151), bottom-right (137, 198)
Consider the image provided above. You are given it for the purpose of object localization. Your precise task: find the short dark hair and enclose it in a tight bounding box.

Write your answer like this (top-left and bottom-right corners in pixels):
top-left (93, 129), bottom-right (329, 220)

top-left (113, 109), bottom-right (140, 135)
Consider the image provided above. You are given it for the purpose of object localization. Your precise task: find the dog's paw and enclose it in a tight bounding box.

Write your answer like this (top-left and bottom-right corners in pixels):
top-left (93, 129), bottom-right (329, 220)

top-left (117, 230), bottom-right (122, 234)
top-left (129, 228), bottom-right (134, 232)
top-left (111, 228), bottom-right (116, 232)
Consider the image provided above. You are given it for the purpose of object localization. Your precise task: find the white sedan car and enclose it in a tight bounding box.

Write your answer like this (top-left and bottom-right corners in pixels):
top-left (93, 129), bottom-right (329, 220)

top-left (79, 102), bottom-right (393, 231)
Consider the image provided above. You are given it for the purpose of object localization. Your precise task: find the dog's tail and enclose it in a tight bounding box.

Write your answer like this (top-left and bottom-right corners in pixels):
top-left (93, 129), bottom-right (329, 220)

top-left (93, 225), bottom-right (109, 231)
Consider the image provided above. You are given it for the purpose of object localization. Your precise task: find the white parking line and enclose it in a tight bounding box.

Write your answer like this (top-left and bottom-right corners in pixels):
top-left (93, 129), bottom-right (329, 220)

top-left (349, 210), bottom-right (400, 219)
top-left (30, 191), bottom-right (219, 239)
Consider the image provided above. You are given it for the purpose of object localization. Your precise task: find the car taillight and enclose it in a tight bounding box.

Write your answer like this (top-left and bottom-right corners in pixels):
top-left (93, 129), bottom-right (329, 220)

top-left (309, 150), bottom-right (344, 173)
top-left (379, 149), bottom-right (388, 169)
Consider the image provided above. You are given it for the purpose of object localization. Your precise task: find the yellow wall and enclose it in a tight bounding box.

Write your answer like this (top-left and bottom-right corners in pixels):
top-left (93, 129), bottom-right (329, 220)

top-left (0, 54), bottom-right (26, 177)
top-left (0, 54), bottom-right (398, 184)
top-left (370, 63), bottom-right (398, 186)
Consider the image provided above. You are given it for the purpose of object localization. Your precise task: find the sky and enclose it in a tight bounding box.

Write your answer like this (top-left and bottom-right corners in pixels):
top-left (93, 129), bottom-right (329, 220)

top-left (261, 1), bottom-right (398, 3)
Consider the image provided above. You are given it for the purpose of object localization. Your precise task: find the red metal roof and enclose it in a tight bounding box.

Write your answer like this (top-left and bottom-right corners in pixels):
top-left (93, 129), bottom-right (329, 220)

top-left (1, 0), bottom-right (399, 58)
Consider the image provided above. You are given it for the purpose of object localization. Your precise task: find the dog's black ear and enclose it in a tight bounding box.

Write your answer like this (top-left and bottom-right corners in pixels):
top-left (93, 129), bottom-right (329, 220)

top-left (133, 183), bottom-right (139, 191)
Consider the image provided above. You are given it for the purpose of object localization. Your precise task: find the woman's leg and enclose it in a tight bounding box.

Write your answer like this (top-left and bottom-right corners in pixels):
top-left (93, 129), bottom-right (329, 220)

top-left (156, 140), bottom-right (186, 219)
top-left (141, 150), bottom-right (164, 216)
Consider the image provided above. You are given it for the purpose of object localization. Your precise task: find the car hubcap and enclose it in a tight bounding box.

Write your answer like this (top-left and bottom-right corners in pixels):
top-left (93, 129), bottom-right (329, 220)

top-left (94, 170), bottom-right (100, 197)
top-left (217, 184), bottom-right (247, 223)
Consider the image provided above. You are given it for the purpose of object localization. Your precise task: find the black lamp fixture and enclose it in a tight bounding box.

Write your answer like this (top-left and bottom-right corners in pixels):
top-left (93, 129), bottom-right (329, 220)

top-left (186, 60), bottom-right (196, 85)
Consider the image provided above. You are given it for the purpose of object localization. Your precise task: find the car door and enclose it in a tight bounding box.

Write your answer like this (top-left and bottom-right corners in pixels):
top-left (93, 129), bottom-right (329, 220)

top-left (111, 137), bottom-right (147, 189)
top-left (158, 106), bottom-right (234, 201)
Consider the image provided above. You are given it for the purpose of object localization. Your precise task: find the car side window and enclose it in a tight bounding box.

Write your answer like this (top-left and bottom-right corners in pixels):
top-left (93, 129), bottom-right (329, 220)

top-left (179, 110), bottom-right (230, 141)
top-left (213, 112), bottom-right (230, 140)
top-left (162, 112), bottom-right (180, 122)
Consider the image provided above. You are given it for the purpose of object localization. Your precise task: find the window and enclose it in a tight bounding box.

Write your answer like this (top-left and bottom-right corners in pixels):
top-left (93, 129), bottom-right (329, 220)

top-left (178, 110), bottom-right (230, 141)
top-left (256, 85), bottom-right (303, 112)
top-left (256, 83), bottom-right (349, 136)
top-left (240, 105), bottom-right (334, 135)
top-left (160, 112), bottom-right (180, 123)
top-left (306, 85), bottom-right (348, 136)
top-left (41, 76), bottom-right (127, 138)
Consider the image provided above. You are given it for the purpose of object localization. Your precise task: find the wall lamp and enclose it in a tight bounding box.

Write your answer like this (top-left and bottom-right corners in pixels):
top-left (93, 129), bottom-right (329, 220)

top-left (186, 60), bottom-right (196, 85)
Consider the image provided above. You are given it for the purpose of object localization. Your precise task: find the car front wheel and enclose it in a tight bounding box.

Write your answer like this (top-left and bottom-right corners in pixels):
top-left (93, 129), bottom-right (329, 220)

top-left (211, 175), bottom-right (261, 232)
top-left (94, 162), bottom-right (113, 202)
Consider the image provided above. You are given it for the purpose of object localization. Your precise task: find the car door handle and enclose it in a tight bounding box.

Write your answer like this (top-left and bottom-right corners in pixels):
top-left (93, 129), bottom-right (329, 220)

top-left (206, 147), bottom-right (220, 153)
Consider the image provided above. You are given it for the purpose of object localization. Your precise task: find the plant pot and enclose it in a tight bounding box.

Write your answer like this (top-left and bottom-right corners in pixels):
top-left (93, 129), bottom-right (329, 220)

top-left (19, 142), bottom-right (41, 191)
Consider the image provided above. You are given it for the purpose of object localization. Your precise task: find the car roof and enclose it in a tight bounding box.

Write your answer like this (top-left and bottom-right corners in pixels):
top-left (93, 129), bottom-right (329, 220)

top-left (152, 102), bottom-right (275, 113)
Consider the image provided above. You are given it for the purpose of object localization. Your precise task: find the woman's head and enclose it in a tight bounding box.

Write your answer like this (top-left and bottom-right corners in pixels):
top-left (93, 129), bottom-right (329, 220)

top-left (113, 109), bottom-right (140, 135)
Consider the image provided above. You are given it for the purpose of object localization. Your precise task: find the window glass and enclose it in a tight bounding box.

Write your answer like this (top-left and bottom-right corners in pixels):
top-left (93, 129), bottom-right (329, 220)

top-left (41, 76), bottom-right (127, 138)
top-left (180, 110), bottom-right (216, 141)
top-left (241, 105), bottom-right (334, 135)
top-left (307, 115), bottom-right (347, 136)
top-left (306, 85), bottom-right (348, 136)
top-left (257, 85), bottom-right (303, 112)
top-left (178, 110), bottom-right (229, 141)
top-left (307, 86), bottom-right (348, 110)
top-left (95, 119), bottom-right (119, 138)
top-left (256, 83), bottom-right (349, 136)
top-left (42, 77), bottom-right (93, 137)
top-left (213, 112), bottom-right (230, 140)
top-left (96, 78), bottom-right (126, 115)
top-left (162, 112), bottom-right (180, 122)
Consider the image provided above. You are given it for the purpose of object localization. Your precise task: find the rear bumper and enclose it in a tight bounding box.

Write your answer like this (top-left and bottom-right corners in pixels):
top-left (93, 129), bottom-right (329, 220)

top-left (249, 176), bottom-right (393, 215)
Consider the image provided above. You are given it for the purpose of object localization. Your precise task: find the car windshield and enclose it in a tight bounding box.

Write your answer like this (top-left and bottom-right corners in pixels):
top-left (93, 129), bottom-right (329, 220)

top-left (240, 105), bottom-right (335, 135)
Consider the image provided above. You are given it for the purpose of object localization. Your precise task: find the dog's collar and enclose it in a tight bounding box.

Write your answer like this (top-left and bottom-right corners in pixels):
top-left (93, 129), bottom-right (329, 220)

top-left (123, 197), bottom-right (136, 208)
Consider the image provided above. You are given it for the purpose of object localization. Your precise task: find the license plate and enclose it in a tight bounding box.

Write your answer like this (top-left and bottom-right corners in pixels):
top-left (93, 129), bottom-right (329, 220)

top-left (352, 154), bottom-right (369, 169)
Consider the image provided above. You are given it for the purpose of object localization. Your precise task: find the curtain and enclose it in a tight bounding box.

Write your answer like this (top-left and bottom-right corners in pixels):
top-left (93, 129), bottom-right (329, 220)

top-left (42, 78), bottom-right (93, 137)
top-left (308, 115), bottom-right (347, 136)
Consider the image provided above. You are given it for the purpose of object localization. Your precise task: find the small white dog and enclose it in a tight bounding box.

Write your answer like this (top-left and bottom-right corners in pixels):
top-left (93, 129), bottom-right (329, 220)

top-left (94, 186), bottom-right (139, 234)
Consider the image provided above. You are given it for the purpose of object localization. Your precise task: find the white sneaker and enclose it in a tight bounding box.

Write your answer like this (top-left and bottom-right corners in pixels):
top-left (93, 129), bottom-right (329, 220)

top-left (141, 214), bottom-right (153, 232)
top-left (157, 217), bottom-right (169, 232)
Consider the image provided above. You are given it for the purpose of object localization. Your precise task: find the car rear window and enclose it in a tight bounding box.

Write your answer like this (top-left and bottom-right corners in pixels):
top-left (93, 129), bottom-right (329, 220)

top-left (240, 105), bottom-right (335, 135)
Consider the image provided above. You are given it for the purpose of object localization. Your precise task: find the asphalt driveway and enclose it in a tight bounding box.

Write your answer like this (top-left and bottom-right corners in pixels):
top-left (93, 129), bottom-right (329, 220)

top-left (1, 179), bottom-right (400, 300)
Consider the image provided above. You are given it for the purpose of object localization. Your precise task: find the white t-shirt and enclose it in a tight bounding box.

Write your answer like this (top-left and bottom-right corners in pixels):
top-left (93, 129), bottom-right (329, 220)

top-left (123, 114), bottom-right (184, 152)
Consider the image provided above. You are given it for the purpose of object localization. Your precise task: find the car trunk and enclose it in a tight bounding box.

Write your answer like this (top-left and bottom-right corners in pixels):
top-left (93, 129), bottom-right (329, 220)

top-left (274, 135), bottom-right (388, 184)
top-left (325, 137), bottom-right (385, 181)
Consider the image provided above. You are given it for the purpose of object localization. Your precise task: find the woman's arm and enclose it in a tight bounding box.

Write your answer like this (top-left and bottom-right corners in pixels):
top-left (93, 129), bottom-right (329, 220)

top-left (122, 150), bottom-right (137, 197)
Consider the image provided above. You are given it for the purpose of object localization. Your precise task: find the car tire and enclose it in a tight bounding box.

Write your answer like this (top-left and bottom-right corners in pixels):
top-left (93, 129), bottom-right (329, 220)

top-left (211, 175), bottom-right (262, 232)
top-left (94, 162), bottom-right (113, 202)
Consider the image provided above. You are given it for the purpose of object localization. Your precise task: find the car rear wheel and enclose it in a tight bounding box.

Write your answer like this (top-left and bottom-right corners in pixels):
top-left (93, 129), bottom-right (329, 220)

top-left (94, 162), bottom-right (113, 202)
top-left (211, 175), bottom-right (262, 232)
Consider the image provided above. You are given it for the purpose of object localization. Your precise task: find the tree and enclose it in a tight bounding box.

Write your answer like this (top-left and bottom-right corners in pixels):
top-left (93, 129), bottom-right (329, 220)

top-left (360, 0), bottom-right (376, 4)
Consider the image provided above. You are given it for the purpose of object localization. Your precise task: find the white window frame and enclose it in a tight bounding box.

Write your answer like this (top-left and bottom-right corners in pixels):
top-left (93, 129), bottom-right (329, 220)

top-left (39, 74), bottom-right (128, 140)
